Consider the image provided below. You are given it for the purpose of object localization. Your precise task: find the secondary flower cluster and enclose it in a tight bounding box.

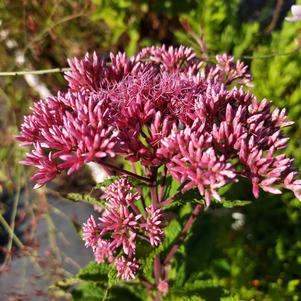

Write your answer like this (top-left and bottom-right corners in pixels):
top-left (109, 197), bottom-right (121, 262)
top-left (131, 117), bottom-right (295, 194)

top-left (82, 178), bottom-right (164, 280)
top-left (18, 45), bottom-right (301, 205)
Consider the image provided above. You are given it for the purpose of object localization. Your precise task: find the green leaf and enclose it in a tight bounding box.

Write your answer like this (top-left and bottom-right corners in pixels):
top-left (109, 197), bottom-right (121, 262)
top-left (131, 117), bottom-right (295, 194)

top-left (219, 199), bottom-right (252, 208)
top-left (52, 277), bottom-right (79, 290)
top-left (220, 297), bottom-right (241, 301)
top-left (77, 262), bottom-right (110, 282)
top-left (108, 285), bottom-right (145, 301)
top-left (163, 187), bottom-right (205, 210)
top-left (166, 296), bottom-right (205, 301)
top-left (164, 219), bottom-right (182, 248)
top-left (108, 266), bottom-right (118, 287)
top-left (163, 199), bottom-right (186, 210)
top-left (94, 176), bottom-right (124, 190)
top-left (94, 175), bottom-right (148, 191)
top-left (67, 192), bottom-right (105, 208)
top-left (71, 281), bottom-right (106, 301)
top-left (169, 278), bottom-right (227, 301)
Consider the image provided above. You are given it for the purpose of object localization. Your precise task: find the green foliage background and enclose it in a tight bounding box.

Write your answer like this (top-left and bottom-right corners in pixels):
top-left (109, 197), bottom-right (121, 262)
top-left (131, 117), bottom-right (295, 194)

top-left (0, 0), bottom-right (301, 300)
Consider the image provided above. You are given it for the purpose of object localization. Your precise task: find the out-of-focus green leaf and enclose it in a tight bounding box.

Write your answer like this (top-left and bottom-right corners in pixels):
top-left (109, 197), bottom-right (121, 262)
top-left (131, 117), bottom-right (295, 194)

top-left (67, 192), bottom-right (105, 208)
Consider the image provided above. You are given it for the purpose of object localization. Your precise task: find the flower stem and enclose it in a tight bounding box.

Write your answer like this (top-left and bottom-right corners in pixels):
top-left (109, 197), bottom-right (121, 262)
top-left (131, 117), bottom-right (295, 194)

top-left (158, 166), bottom-right (167, 203)
top-left (150, 167), bottom-right (159, 208)
top-left (130, 162), bottom-right (146, 209)
top-left (148, 166), bottom-right (162, 298)
top-left (131, 203), bottom-right (146, 222)
top-left (164, 204), bottom-right (203, 265)
top-left (139, 276), bottom-right (154, 290)
top-left (153, 255), bottom-right (162, 301)
top-left (159, 190), bottom-right (183, 207)
top-left (97, 160), bottom-right (152, 183)
top-left (154, 255), bottom-right (161, 283)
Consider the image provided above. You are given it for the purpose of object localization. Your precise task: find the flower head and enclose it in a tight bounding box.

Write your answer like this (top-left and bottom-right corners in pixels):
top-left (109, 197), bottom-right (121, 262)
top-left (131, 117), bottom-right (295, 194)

top-left (114, 256), bottom-right (139, 280)
top-left (94, 239), bottom-right (114, 263)
top-left (100, 208), bottom-right (140, 257)
top-left (157, 280), bottom-right (169, 296)
top-left (18, 91), bottom-right (119, 187)
top-left (141, 206), bottom-right (164, 246)
top-left (104, 178), bottom-right (140, 208)
top-left (20, 46), bottom-right (300, 201)
top-left (82, 215), bottom-right (100, 249)
top-left (81, 178), bottom-right (164, 280)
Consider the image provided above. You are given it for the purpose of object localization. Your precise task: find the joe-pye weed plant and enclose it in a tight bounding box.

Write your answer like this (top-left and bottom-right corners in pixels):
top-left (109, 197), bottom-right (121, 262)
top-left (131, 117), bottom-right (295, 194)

top-left (18, 45), bottom-right (301, 300)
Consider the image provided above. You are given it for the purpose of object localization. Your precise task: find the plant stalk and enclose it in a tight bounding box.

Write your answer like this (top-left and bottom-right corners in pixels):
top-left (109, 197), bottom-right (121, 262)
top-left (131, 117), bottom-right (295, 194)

top-left (164, 204), bottom-right (203, 265)
top-left (97, 160), bottom-right (152, 183)
top-left (159, 190), bottom-right (183, 207)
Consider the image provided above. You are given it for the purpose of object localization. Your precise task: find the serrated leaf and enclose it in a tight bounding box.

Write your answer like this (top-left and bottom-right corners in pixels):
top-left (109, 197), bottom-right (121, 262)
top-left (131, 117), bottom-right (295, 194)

top-left (71, 281), bottom-right (106, 301)
top-left (169, 278), bottom-right (226, 301)
top-left (108, 285), bottom-right (145, 301)
top-left (108, 266), bottom-right (118, 287)
top-left (77, 262), bottom-right (110, 282)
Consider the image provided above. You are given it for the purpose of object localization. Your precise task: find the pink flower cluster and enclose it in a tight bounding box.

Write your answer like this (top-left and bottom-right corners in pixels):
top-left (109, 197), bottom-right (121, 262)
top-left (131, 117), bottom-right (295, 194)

top-left (18, 45), bottom-right (301, 204)
top-left (82, 178), bottom-right (164, 280)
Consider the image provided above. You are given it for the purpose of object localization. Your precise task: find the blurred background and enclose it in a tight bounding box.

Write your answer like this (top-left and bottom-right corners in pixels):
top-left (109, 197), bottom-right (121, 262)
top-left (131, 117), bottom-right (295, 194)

top-left (0, 0), bottom-right (301, 300)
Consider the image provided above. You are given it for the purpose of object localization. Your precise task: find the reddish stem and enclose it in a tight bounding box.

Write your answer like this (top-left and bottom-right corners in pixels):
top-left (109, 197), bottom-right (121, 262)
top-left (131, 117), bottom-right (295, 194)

top-left (150, 167), bottom-right (159, 208)
top-left (154, 255), bottom-right (161, 283)
top-left (158, 166), bottom-right (167, 203)
top-left (140, 277), bottom-right (154, 290)
top-left (97, 160), bottom-right (152, 183)
top-left (159, 191), bottom-right (183, 207)
top-left (148, 166), bottom-right (163, 299)
top-left (164, 204), bottom-right (203, 265)
top-left (131, 203), bottom-right (146, 222)
top-left (130, 162), bottom-right (146, 210)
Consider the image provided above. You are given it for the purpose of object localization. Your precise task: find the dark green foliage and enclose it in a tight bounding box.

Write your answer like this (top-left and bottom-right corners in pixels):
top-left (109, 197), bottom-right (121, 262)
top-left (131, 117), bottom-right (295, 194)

top-left (71, 282), bottom-right (107, 301)
top-left (77, 261), bottom-right (110, 281)
top-left (54, 261), bottom-right (146, 300)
